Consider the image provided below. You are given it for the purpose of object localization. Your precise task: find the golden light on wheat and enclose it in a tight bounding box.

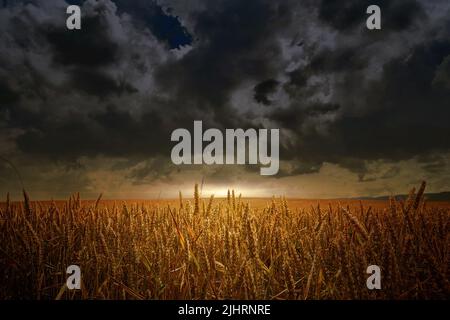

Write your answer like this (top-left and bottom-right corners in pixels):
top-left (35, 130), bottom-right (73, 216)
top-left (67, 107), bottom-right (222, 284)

top-left (0, 182), bottom-right (448, 299)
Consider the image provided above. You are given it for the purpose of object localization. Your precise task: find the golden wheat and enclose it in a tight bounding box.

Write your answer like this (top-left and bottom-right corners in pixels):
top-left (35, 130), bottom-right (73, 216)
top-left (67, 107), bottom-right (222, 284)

top-left (0, 183), bottom-right (448, 300)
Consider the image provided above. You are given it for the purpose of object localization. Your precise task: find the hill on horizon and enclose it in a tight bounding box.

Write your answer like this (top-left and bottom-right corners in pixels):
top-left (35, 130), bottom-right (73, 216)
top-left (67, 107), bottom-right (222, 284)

top-left (354, 191), bottom-right (450, 202)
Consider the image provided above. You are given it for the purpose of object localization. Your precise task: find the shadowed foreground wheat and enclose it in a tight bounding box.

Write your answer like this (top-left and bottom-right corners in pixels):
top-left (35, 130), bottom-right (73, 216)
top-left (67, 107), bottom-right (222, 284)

top-left (0, 182), bottom-right (448, 299)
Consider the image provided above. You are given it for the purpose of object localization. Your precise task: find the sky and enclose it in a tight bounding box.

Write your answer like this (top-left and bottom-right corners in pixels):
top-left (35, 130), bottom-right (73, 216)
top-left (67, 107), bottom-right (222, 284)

top-left (0, 0), bottom-right (449, 199)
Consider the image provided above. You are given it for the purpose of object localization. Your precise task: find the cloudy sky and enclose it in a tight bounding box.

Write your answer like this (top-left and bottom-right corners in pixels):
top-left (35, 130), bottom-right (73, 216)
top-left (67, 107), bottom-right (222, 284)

top-left (0, 0), bottom-right (449, 199)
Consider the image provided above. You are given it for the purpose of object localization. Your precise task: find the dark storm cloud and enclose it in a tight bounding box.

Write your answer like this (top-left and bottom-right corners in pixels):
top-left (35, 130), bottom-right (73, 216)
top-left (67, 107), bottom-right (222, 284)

top-left (42, 1), bottom-right (141, 98)
top-left (2, 0), bottom-right (294, 163)
top-left (0, 80), bottom-right (20, 105)
top-left (113, 0), bottom-right (192, 49)
top-left (416, 153), bottom-right (448, 174)
top-left (67, 0), bottom-right (193, 49)
top-left (308, 46), bottom-right (368, 73)
top-left (69, 68), bottom-right (137, 96)
top-left (0, 0), bottom-right (449, 184)
top-left (153, 0), bottom-right (293, 128)
top-left (433, 56), bottom-right (450, 90)
top-left (254, 79), bottom-right (279, 106)
top-left (46, 14), bottom-right (119, 67)
top-left (272, 35), bottom-right (450, 176)
top-left (126, 156), bottom-right (176, 184)
top-left (16, 104), bottom-right (173, 159)
top-left (0, 0), bottom-right (169, 160)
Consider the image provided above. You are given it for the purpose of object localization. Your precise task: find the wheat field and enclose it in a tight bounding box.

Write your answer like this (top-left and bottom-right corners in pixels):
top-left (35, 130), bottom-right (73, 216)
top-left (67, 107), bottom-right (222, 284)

top-left (0, 182), bottom-right (448, 300)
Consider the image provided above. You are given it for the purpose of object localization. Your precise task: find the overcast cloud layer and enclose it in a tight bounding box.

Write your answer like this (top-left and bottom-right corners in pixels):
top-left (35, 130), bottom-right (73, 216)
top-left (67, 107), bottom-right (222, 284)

top-left (0, 0), bottom-right (449, 199)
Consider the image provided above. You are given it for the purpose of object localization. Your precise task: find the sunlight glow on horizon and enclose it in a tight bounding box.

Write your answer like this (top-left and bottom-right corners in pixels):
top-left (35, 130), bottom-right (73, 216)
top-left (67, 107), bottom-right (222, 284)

top-left (197, 186), bottom-right (276, 198)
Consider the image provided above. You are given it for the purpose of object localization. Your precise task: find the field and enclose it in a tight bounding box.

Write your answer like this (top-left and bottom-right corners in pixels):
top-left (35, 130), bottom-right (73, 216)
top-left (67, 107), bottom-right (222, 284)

top-left (0, 182), bottom-right (448, 300)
